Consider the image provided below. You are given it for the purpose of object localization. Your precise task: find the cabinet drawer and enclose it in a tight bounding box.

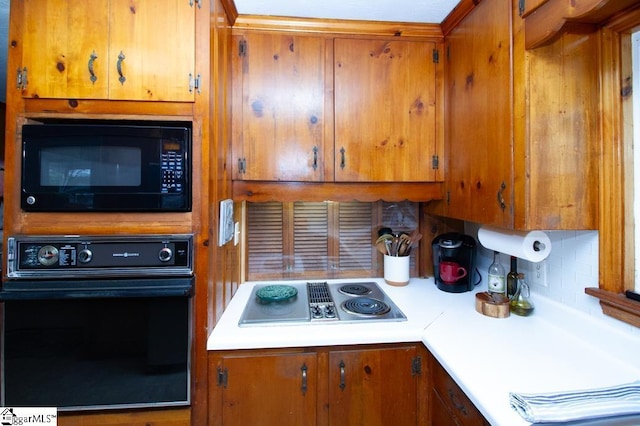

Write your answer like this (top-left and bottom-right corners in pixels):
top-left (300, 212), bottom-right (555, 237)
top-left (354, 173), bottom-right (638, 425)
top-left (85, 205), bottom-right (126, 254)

top-left (432, 361), bottom-right (489, 426)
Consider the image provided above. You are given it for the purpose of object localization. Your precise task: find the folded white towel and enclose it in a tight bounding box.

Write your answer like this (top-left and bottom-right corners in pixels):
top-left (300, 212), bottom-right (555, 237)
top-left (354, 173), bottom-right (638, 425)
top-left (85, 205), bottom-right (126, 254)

top-left (509, 381), bottom-right (640, 423)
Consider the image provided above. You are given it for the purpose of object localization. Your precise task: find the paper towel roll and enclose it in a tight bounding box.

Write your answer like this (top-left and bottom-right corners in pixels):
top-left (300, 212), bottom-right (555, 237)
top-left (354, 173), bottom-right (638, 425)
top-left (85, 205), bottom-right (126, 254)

top-left (477, 226), bottom-right (551, 262)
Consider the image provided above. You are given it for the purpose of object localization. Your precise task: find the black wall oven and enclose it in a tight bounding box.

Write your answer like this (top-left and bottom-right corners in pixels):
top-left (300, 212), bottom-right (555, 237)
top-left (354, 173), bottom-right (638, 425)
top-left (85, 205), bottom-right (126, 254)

top-left (0, 234), bottom-right (194, 411)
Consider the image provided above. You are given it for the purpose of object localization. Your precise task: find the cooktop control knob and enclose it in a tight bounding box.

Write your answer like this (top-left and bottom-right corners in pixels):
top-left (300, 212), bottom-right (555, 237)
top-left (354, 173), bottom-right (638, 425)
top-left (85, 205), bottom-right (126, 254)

top-left (325, 305), bottom-right (336, 318)
top-left (77, 248), bottom-right (93, 264)
top-left (37, 245), bottom-right (59, 266)
top-left (159, 247), bottom-right (173, 262)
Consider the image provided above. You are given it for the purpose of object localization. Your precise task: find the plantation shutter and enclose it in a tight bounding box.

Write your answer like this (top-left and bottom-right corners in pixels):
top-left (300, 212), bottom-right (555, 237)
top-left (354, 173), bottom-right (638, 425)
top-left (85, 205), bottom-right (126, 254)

top-left (247, 202), bottom-right (285, 277)
top-left (338, 202), bottom-right (374, 274)
top-left (381, 201), bottom-right (419, 275)
top-left (293, 202), bottom-right (329, 274)
top-left (246, 201), bottom-right (415, 280)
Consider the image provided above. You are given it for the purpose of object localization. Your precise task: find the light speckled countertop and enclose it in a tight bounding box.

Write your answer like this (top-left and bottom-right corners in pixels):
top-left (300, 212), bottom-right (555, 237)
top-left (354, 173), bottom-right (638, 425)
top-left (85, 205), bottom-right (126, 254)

top-left (207, 278), bottom-right (640, 425)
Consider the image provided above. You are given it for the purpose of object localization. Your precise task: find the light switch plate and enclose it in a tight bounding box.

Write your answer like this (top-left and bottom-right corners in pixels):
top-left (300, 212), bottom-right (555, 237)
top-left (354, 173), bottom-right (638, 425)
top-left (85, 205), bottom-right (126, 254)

top-left (218, 199), bottom-right (234, 247)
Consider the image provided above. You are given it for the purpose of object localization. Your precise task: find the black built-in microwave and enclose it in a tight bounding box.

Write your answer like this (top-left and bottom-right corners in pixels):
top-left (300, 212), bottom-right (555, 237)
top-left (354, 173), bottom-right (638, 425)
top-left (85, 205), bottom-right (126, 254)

top-left (21, 121), bottom-right (191, 212)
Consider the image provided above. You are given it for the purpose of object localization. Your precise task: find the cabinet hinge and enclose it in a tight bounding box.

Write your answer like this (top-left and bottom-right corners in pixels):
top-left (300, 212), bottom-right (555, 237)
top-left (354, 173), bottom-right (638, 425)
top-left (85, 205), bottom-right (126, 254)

top-left (238, 158), bottom-right (247, 174)
top-left (239, 40), bottom-right (247, 57)
top-left (432, 155), bottom-right (439, 170)
top-left (16, 67), bottom-right (27, 90)
top-left (217, 367), bottom-right (228, 387)
top-left (518, 0), bottom-right (525, 16)
top-left (432, 49), bottom-right (439, 64)
top-left (189, 73), bottom-right (201, 94)
top-left (412, 356), bottom-right (422, 376)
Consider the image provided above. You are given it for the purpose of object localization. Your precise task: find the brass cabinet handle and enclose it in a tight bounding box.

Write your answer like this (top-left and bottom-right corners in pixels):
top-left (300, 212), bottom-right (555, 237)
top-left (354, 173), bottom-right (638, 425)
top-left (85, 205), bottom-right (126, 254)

top-left (339, 360), bottom-right (346, 391)
top-left (116, 51), bottom-right (126, 85)
top-left (88, 51), bottom-right (98, 84)
top-left (301, 363), bottom-right (308, 395)
top-left (497, 181), bottom-right (506, 211)
top-left (312, 146), bottom-right (318, 171)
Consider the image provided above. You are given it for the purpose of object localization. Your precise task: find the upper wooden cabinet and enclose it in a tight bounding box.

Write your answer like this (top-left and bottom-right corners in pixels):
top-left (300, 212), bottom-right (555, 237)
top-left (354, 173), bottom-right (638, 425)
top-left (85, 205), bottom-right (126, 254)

top-left (232, 32), bottom-right (328, 181)
top-left (334, 38), bottom-right (441, 182)
top-left (20, 0), bottom-right (196, 101)
top-left (232, 31), bottom-right (443, 183)
top-left (443, 0), bottom-right (598, 230)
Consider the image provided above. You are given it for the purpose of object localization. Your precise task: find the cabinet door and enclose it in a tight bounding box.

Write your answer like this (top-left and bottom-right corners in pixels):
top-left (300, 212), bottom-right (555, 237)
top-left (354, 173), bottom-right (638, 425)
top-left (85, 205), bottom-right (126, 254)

top-left (328, 346), bottom-right (418, 425)
top-left (217, 353), bottom-right (317, 426)
top-left (444, 0), bottom-right (513, 227)
top-left (108, 0), bottom-right (195, 101)
top-left (232, 33), bottom-right (327, 181)
top-left (431, 354), bottom-right (490, 426)
top-left (334, 38), bottom-right (438, 182)
top-left (21, 0), bottom-right (110, 99)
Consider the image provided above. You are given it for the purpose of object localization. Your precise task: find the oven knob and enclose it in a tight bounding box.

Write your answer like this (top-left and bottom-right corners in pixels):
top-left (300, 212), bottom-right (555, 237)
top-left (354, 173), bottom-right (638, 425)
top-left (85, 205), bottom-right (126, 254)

top-left (159, 247), bottom-right (173, 262)
top-left (78, 248), bottom-right (93, 264)
top-left (37, 245), bottom-right (59, 266)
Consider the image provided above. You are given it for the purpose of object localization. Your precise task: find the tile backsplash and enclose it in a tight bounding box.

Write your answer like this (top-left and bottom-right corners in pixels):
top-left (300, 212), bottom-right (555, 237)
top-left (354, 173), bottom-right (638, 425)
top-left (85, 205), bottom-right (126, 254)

top-left (466, 222), bottom-right (640, 337)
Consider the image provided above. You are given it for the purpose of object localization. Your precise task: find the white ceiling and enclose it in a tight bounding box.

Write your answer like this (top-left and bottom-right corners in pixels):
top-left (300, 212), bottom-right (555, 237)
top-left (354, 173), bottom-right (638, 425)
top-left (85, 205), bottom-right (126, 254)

top-left (233, 0), bottom-right (461, 24)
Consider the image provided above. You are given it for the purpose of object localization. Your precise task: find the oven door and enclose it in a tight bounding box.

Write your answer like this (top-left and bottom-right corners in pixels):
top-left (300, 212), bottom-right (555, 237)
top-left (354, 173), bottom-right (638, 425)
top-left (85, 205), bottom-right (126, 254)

top-left (0, 277), bottom-right (193, 411)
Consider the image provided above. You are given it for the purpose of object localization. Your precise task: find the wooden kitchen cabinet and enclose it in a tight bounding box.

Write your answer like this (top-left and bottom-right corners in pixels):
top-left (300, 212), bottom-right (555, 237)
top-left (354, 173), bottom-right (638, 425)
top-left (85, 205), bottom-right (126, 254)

top-left (429, 353), bottom-right (490, 426)
top-left (20, 0), bottom-right (196, 101)
top-left (232, 32), bottom-right (329, 181)
top-left (328, 345), bottom-right (424, 425)
top-left (334, 38), bottom-right (441, 182)
top-left (209, 350), bottom-right (319, 426)
top-left (232, 31), bottom-right (443, 183)
top-left (208, 343), bottom-right (428, 425)
top-left (442, 0), bottom-right (598, 230)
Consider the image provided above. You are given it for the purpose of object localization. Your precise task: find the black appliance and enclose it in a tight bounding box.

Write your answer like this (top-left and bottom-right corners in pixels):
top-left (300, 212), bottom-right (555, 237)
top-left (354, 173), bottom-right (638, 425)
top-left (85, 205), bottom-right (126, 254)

top-left (432, 232), bottom-right (478, 293)
top-left (1, 235), bottom-right (193, 411)
top-left (20, 121), bottom-right (191, 212)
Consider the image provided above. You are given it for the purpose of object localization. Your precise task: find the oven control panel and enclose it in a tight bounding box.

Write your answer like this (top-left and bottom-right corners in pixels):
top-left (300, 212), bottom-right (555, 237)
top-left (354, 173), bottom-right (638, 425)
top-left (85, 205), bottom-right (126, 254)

top-left (6, 234), bottom-right (193, 279)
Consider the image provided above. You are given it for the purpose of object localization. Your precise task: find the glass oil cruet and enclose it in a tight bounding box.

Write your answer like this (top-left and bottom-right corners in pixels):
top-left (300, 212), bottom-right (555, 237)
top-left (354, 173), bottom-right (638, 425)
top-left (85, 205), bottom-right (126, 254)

top-left (510, 273), bottom-right (534, 316)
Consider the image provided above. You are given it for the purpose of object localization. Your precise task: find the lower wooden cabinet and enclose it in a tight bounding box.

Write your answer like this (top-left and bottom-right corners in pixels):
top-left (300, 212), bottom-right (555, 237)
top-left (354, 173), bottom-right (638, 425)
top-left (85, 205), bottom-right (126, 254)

top-left (208, 343), bottom-right (489, 426)
top-left (429, 353), bottom-right (490, 426)
top-left (208, 343), bottom-right (429, 426)
top-left (209, 350), bottom-right (318, 426)
top-left (328, 346), bottom-right (424, 425)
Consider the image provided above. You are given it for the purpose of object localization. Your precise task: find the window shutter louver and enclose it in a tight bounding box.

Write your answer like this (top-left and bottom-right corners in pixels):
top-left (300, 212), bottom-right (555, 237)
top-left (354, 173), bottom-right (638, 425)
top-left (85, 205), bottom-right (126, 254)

top-left (338, 202), bottom-right (374, 272)
top-left (247, 202), bottom-right (285, 276)
top-left (293, 202), bottom-right (329, 273)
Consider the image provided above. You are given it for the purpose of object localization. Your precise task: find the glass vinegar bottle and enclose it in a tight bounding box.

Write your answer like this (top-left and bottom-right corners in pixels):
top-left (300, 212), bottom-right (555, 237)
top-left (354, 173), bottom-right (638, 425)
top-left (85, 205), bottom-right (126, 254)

top-left (510, 273), bottom-right (534, 316)
top-left (488, 251), bottom-right (506, 295)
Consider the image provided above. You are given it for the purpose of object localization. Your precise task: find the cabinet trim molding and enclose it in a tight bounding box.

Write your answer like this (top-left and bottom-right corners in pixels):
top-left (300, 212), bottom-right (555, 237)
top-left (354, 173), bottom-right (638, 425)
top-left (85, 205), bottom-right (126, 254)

top-left (232, 181), bottom-right (445, 203)
top-left (233, 15), bottom-right (443, 39)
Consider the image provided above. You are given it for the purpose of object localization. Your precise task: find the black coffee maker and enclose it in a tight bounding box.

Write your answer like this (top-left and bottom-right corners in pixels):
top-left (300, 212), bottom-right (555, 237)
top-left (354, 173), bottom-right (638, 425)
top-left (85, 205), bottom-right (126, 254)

top-left (432, 232), bottom-right (478, 293)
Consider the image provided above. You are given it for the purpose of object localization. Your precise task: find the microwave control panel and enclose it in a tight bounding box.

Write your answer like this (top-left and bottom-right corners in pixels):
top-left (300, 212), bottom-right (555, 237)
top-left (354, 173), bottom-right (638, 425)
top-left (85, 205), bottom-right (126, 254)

top-left (161, 144), bottom-right (185, 194)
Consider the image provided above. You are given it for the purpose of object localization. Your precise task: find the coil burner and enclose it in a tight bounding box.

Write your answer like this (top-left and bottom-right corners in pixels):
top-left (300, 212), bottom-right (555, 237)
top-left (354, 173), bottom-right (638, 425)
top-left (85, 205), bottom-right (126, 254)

top-left (342, 297), bottom-right (391, 317)
top-left (338, 284), bottom-right (372, 296)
